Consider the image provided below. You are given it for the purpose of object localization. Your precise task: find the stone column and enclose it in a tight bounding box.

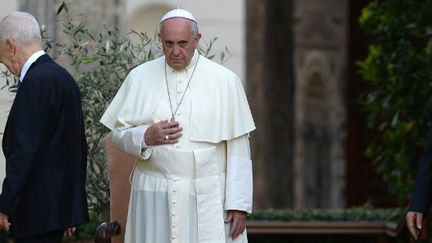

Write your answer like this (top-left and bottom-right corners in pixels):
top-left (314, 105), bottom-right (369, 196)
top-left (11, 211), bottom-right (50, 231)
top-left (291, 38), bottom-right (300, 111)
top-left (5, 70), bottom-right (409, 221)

top-left (246, 0), bottom-right (295, 208)
top-left (293, 0), bottom-right (347, 208)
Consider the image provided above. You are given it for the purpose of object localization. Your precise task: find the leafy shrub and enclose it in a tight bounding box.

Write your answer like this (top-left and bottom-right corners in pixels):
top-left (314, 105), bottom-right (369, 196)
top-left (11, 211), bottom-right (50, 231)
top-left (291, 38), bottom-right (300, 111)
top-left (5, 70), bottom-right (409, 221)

top-left (249, 207), bottom-right (404, 222)
top-left (358, 0), bottom-right (432, 203)
top-left (52, 2), bottom-right (161, 220)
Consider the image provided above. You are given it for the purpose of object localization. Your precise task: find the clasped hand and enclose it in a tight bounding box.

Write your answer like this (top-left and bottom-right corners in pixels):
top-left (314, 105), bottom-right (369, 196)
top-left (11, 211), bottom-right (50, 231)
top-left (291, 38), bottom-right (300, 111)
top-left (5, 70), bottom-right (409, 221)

top-left (144, 120), bottom-right (183, 145)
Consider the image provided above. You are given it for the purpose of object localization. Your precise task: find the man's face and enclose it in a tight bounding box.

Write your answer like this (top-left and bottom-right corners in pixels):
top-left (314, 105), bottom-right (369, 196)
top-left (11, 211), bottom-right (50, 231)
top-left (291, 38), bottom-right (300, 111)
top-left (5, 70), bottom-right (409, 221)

top-left (0, 39), bottom-right (19, 76)
top-left (160, 18), bottom-right (201, 70)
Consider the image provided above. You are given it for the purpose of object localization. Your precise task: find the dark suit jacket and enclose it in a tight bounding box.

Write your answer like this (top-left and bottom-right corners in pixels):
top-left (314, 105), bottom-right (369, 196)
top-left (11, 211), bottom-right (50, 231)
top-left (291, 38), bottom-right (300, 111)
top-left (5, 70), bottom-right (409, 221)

top-left (409, 125), bottom-right (432, 214)
top-left (0, 54), bottom-right (89, 238)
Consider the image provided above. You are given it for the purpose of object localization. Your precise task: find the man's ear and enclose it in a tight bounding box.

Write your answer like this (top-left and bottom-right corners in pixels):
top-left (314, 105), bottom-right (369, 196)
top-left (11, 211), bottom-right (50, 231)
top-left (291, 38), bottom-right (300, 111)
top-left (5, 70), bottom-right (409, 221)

top-left (5, 38), bottom-right (16, 53)
top-left (194, 32), bottom-right (202, 48)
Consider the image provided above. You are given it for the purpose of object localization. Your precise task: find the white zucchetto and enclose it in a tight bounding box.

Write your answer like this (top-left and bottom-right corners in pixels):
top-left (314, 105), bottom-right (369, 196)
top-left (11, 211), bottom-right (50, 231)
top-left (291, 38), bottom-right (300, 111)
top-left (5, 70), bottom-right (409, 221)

top-left (160, 9), bottom-right (197, 23)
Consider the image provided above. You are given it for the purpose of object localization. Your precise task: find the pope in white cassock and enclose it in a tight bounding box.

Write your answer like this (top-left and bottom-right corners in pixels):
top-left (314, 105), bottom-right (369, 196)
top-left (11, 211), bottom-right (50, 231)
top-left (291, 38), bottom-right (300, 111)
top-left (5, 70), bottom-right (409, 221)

top-left (100, 8), bottom-right (255, 243)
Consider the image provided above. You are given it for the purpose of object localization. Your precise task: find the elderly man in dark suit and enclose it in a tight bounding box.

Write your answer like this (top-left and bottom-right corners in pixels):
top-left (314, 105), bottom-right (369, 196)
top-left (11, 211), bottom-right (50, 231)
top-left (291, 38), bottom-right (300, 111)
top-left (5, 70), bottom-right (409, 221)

top-left (0, 11), bottom-right (89, 242)
top-left (406, 126), bottom-right (432, 240)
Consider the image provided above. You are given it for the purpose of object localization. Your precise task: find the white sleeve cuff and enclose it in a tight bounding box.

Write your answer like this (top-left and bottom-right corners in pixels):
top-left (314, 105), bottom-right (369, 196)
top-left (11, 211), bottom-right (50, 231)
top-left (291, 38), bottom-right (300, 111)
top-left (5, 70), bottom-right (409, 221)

top-left (112, 125), bottom-right (152, 160)
top-left (225, 156), bottom-right (253, 214)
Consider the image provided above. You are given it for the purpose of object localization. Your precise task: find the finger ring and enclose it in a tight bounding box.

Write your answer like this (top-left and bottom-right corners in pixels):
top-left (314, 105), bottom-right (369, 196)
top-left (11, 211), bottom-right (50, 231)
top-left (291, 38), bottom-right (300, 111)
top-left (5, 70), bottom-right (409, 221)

top-left (165, 135), bottom-right (169, 140)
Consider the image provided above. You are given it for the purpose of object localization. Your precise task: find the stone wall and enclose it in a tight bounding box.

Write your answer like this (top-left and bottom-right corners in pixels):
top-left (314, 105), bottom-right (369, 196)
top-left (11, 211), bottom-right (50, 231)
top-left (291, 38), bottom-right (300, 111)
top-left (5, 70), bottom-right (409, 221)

top-left (247, 0), bottom-right (347, 209)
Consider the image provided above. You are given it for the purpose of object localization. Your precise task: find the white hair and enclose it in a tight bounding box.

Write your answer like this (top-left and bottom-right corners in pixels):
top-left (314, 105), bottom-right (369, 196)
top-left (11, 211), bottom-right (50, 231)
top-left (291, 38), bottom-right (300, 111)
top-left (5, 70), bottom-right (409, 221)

top-left (0, 11), bottom-right (42, 45)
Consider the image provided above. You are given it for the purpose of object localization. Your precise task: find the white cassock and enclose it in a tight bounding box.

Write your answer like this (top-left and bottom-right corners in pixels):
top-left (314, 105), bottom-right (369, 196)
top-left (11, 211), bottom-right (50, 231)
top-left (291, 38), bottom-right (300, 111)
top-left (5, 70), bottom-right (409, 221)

top-left (100, 51), bottom-right (255, 243)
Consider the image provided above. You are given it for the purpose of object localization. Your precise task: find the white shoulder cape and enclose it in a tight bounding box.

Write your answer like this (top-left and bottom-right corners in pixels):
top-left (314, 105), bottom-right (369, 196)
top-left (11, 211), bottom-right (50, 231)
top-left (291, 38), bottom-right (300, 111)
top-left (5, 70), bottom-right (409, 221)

top-left (100, 54), bottom-right (255, 143)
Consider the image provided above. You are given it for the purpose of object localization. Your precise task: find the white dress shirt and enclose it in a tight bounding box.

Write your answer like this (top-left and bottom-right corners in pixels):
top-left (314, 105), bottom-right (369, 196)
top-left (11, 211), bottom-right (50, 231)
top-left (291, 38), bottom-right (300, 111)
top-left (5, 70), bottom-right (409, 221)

top-left (19, 50), bottom-right (45, 82)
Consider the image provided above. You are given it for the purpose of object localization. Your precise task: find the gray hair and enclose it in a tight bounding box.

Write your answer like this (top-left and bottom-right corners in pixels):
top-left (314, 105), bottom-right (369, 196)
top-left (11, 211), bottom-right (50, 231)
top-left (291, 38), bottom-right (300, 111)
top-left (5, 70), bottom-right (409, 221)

top-left (159, 18), bottom-right (199, 36)
top-left (0, 11), bottom-right (42, 46)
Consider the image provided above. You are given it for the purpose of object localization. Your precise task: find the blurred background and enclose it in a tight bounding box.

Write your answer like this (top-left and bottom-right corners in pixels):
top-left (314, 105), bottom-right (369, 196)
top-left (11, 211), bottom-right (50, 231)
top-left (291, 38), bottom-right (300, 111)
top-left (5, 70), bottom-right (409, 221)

top-left (5, 0), bottom-right (431, 242)
top-left (1, 0), bottom-right (392, 209)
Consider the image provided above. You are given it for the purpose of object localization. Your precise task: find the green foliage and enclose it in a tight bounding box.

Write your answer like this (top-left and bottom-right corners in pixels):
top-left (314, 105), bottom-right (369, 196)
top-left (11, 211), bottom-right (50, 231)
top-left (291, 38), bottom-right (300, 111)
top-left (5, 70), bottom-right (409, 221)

top-left (358, 0), bottom-right (432, 203)
top-left (53, 2), bottom-right (160, 220)
top-left (249, 207), bottom-right (404, 222)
